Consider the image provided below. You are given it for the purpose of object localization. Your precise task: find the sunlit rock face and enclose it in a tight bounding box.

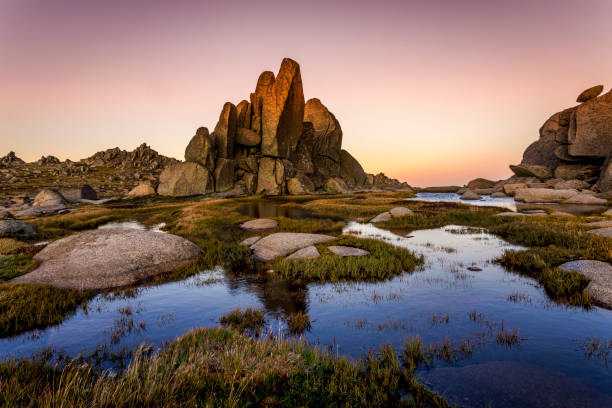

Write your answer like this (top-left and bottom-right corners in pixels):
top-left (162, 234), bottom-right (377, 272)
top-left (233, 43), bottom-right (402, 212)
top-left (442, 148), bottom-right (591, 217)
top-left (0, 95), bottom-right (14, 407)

top-left (510, 86), bottom-right (612, 191)
top-left (157, 58), bottom-right (410, 197)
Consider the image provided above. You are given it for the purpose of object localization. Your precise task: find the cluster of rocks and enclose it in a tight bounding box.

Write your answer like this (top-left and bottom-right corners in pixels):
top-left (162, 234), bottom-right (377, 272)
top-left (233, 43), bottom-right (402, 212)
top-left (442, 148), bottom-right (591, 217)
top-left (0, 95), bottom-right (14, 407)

top-left (157, 58), bottom-right (410, 197)
top-left (509, 85), bottom-right (611, 193)
top-left (80, 143), bottom-right (178, 171)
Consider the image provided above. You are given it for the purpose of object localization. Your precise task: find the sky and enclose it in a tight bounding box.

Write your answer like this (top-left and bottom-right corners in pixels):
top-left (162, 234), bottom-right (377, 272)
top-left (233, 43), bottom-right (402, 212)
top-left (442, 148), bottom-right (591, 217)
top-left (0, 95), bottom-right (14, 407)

top-left (1, 0), bottom-right (611, 187)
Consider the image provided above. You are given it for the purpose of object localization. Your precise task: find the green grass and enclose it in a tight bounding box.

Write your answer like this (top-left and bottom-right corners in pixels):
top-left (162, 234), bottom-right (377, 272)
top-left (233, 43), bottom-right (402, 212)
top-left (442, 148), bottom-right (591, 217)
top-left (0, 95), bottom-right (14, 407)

top-left (0, 327), bottom-right (450, 407)
top-left (271, 235), bottom-right (423, 282)
top-left (287, 311), bottom-right (312, 334)
top-left (0, 254), bottom-right (39, 282)
top-left (0, 283), bottom-right (94, 337)
top-left (219, 307), bottom-right (266, 335)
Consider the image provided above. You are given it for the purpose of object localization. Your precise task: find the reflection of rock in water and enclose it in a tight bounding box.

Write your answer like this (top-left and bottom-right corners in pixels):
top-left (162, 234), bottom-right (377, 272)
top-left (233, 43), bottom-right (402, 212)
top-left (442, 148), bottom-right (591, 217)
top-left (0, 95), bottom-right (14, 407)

top-left (422, 361), bottom-right (612, 408)
top-left (225, 273), bottom-right (308, 316)
top-left (237, 201), bottom-right (342, 221)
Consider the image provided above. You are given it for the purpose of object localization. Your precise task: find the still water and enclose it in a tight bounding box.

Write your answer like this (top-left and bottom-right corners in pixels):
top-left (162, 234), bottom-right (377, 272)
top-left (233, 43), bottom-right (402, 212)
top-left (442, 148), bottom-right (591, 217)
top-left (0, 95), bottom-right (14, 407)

top-left (1, 217), bottom-right (611, 407)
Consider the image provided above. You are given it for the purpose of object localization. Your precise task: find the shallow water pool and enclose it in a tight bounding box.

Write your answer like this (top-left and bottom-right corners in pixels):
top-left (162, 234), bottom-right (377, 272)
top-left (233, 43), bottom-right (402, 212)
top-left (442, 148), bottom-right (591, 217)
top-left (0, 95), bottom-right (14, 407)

top-left (1, 222), bottom-right (611, 407)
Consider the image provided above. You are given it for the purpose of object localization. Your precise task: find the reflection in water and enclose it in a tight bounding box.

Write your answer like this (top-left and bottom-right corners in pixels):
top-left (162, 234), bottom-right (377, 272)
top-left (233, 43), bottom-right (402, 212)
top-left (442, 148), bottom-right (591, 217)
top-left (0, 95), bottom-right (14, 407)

top-left (237, 201), bottom-right (342, 220)
top-left (1, 223), bottom-right (612, 407)
top-left (406, 192), bottom-right (607, 215)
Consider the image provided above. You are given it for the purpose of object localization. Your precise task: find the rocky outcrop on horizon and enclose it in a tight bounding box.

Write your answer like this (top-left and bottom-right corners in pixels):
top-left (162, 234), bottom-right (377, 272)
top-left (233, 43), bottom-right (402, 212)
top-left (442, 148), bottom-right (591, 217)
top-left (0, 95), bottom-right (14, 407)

top-left (158, 58), bottom-right (410, 197)
top-left (81, 143), bottom-right (178, 171)
top-left (510, 85), bottom-right (612, 192)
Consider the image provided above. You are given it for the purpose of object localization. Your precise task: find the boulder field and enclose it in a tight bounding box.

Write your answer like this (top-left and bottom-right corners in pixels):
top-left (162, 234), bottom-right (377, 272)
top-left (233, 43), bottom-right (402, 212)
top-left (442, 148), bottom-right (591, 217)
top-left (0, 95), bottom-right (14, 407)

top-left (157, 58), bottom-right (409, 197)
top-left (509, 85), bottom-right (612, 192)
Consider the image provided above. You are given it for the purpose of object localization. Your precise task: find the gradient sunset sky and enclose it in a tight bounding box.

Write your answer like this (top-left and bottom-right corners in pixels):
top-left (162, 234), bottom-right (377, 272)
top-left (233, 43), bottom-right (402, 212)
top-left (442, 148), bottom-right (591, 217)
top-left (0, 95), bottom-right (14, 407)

top-left (1, 0), bottom-right (611, 186)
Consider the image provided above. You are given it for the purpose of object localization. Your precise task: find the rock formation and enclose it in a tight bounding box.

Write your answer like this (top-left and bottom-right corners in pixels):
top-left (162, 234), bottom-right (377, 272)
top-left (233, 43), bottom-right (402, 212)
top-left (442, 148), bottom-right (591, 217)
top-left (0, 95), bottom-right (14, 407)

top-left (510, 86), bottom-right (612, 192)
top-left (0, 152), bottom-right (24, 167)
top-left (158, 58), bottom-right (410, 196)
top-left (81, 143), bottom-right (177, 170)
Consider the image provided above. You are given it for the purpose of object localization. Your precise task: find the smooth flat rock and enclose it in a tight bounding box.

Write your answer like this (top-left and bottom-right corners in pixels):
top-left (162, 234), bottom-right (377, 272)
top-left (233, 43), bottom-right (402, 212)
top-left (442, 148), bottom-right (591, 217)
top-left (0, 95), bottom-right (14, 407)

top-left (286, 245), bottom-right (320, 260)
top-left (0, 220), bottom-right (36, 234)
top-left (559, 260), bottom-right (612, 308)
top-left (13, 229), bottom-right (202, 290)
top-left (328, 246), bottom-right (370, 257)
top-left (370, 212), bottom-right (392, 223)
top-left (550, 211), bottom-right (575, 217)
top-left (389, 206), bottom-right (414, 218)
top-left (250, 232), bottom-right (335, 262)
top-left (240, 218), bottom-right (278, 230)
top-left (564, 193), bottom-right (607, 205)
top-left (495, 212), bottom-right (528, 217)
top-left (588, 227), bottom-right (612, 238)
top-left (586, 220), bottom-right (612, 228)
top-left (514, 188), bottom-right (578, 203)
top-left (239, 236), bottom-right (260, 246)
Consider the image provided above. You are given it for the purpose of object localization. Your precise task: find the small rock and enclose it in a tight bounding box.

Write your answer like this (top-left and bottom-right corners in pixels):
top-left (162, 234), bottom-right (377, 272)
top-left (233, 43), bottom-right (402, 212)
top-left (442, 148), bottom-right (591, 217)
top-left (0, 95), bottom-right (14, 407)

top-left (550, 211), bottom-right (575, 217)
top-left (467, 266), bottom-right (482, 272)
top-left (370, 212), bottom-right (392, 223)
top-left (495, 212), bottom-right (526, 217)
top-left (327, 246), bottom-right (370, 257)
top-left (240, 218), bottom-right (278, 230)
top-left (491, 192), bottom-right (506, 198)
top-left (467, 178), bottom-right (496, 189)
top-left (240, 236), bottom-right (260, 246)
top-left (0, 220), bottom-right (36, 235)
top-left (460, 190), bottom-right (481, 200)
top-left (389, 207), bottom-right (414, 218)
top-left (576, 85), bottom-right (604, 103)
top-left (286, 245), bottom-right (320, 260)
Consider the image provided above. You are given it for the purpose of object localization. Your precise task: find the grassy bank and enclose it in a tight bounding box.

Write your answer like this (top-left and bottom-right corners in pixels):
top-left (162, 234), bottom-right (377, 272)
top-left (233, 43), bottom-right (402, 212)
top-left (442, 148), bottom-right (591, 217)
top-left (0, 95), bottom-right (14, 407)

top-left (272, 235), bottom-right (423, 282)
top-left (0, 327), bottom-right (450, 407)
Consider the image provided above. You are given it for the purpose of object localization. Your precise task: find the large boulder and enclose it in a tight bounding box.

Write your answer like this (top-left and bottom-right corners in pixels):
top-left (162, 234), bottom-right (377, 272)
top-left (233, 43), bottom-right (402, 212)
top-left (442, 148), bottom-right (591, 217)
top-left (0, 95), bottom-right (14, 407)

top-left (58, 185), bottom-right (97, 203)
top-left (514, 188), bottom-right (578, 203)
top-left (214, 158), bottom-right (235, 192)
top-left (539, 107), bottom-right (574, 144)
top-left (509, 164), bottom-right (553, 179)
top-left (185, 127), bottom-right (215, 170)
top-left (261, 58), bottom-right (305, 158)
top-left (324, 177), bottom-right (350, 194)
top-left (559, 260), bottom-right (612, 308)
top-left (287, 174), bottom-right (315, 195)
top-left (256, 157), bottom-right (285, 195)
top-left (467, 178), bottom-right (496, 189)
top-left (250, 71), bottom-right (275, 135)
top-left (515, 135), bottom-right (561, 172)
top-left (340, 149), bottom-right (366, 186)
top-left (212, 102), bottom-right (237, 159)
top-left (576, 85), bottom-right (604, 103)
top-left (250, 232), bottom-right (335, 262)
top-left (33, 188), bottom-right (67, 207)
top-left (596, 154), bottom-right (612, 192)
top-left (554, 164), bottom-right (600, 180)
top-left (236, 100), bottom-right (252, 129)
top-left (13, 229), bottom-right (202, 290)
top-left (568, 89), bottom-right (612, 158)
top-left (235, 127), bottom-right (261, 147)
top-left (304, 98), bottom-right (342, 163)
top-left (157, 162), bottom-right (213, 197)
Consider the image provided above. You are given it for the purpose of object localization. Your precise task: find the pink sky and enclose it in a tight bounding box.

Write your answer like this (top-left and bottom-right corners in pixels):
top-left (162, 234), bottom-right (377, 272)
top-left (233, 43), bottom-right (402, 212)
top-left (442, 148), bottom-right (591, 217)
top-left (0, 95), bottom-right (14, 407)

top-left (1, 0), bottom-right (611, 186)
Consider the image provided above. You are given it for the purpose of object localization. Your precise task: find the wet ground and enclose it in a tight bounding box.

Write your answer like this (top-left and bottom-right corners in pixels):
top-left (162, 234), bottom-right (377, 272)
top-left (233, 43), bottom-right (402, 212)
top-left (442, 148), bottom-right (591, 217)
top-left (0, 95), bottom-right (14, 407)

top-left (407, 192), bottom-right (608, 215)
top-left (2, 212), bottom-right (611, 407)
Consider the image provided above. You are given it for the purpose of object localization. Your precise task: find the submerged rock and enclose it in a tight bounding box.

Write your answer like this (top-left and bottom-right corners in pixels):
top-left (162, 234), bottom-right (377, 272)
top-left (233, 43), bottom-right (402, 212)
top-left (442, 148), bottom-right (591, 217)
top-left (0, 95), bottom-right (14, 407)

top-left (13, 229), bottom-right (202, 290)
top-left (250, 232), bottom-right (335, 262)
top-left (328, 246), bottom-right (369, 257)
top-left (559, 260), bottom-right (612, 308)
